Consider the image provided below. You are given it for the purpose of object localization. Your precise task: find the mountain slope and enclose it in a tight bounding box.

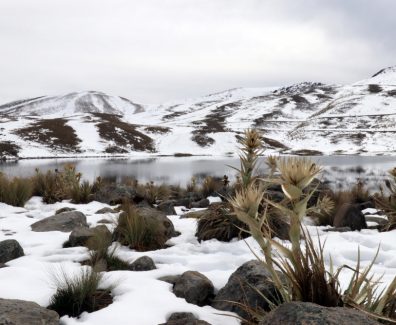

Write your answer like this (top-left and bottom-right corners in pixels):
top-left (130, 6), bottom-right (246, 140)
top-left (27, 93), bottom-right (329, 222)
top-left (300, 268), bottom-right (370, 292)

top-left (1, 67), bottom-right (396, 158)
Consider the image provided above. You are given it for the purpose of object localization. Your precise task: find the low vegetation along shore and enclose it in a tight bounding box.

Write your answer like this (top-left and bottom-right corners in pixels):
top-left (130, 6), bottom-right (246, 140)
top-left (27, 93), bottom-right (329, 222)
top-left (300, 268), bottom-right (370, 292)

top-left (1, 129), bottom-right (396, 324)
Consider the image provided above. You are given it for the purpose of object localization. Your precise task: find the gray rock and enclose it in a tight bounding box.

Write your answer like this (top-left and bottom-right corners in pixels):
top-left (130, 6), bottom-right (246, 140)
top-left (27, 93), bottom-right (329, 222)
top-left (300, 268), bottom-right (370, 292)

top-left (157, 200), bottom-right (177, 215)
top-left (324, 227), bottom-right (352, 233)
top-left (55, 207), bottom-right (76, 215)
top-left (259, 302), bottom-right (381, 325)
top-left (129, 256), bottom-right (156, 271)
top-left (191, 198), bottom-right (210, 209)
top-left (173, 271), bottom-right (214, 306)
top-left (137, 207), bottom-right (177, 238)
top-left (0, 240), bottom-right (24, 263)
top-left (333, 203), bottom-right (367, 231)
top-left (95, 207), bottom-right (116, 214)
top-left (68, 225), bottom-right (111, 249)
top-left (159, 312), bottom-right (211, 325)
top-left (212, 260), bottom-right (281, 320)
top-left (0, 298), bottom-right (59, 325)
top-left (158, 275), bottom-right (181, 285)
top-left (31, 211), bottom-right (88, 232)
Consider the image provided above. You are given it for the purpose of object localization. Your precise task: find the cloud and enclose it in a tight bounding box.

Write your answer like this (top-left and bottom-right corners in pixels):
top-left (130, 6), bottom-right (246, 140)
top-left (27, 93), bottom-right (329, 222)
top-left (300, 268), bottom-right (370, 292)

top-left (0, 0), bottom-right (394, 104)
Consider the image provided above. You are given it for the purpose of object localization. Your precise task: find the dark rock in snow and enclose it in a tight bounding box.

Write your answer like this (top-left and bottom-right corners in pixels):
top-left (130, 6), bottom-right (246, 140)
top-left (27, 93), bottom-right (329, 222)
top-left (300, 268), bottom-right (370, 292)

top-left (159, 312), bottom-right (212, 325)
top-left (333, 203), bottom-right (367, 231)
top-left (212, 260), bottom-right (282, 320)
top-left (0, 239), bottom-right (24, 263)
top-left (129, 256), bottom-right (156, 271)
top-left (173, 271), bottom-right (214, 306)
top-left (259, 301), bottom-right (381, 325)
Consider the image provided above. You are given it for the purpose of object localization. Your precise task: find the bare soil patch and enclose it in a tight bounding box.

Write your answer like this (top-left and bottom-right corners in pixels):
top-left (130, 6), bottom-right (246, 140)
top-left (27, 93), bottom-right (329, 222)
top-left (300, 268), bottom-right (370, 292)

top-left (94, 113), bottom-right (155, 153)
top-left (15, 118), bottom-right (81, 152)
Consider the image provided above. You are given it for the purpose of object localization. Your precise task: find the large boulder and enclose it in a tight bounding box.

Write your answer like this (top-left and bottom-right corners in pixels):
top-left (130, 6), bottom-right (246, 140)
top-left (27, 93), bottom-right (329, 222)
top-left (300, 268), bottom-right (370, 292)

top-left (259, 302), bottom-right (381, 325)
top-left (31, 211), bottom-right (88, 232)
top-left (173, 271), bottom-right (214, 306)
top-left (212, 260), bottom-right (281, 320)
top-left (137, 207), bottom-right (177, 239)
top-left (67, 225), bottom-right (111, 249)
top-left (0, 240), bottom-right (24, 263)
top-left (159, 312), bottom-right (211, 325)
top-left (333, 203), bottom-right (367, 231)
top-left (0, 298), bottom-right (59, 325)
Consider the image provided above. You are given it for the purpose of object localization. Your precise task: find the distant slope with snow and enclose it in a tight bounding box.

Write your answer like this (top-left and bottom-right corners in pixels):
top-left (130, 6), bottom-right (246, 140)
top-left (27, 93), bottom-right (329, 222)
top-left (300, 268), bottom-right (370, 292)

top-left (1, 67), bottom-right (396, 159)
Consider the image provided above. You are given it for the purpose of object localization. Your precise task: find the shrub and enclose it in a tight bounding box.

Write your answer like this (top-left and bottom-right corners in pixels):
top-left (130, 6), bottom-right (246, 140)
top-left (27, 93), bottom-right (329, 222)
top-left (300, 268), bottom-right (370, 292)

top-left (229, 129), bottom-right (396, 322)
top-left (374, 167), bottom-right (396, 231)
top-left (195, 202), bottom-right (249, 242)
top-left (0, 173), bottom-right (33, 207)
top-left (71, 181), bottom-right (93, 204)
top-left (48, 267), bottom-right (112, 318)
top-left (137, 181), bottom-right (171, 205)
top-left (114, 203), bottom-right (167, 251)
top-left (88, 231), bottom-right (130, 272)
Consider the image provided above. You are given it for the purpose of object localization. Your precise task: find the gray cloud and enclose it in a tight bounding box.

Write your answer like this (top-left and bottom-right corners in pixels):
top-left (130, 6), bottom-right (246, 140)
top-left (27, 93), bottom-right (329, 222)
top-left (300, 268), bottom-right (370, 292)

top-left (0, 0), bottom-right (394, 104)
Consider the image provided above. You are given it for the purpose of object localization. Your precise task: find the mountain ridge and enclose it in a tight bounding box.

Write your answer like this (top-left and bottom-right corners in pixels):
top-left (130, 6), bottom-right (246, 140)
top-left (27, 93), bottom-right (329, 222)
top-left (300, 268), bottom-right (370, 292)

top-left (1, 67), bottom-right (395, 158)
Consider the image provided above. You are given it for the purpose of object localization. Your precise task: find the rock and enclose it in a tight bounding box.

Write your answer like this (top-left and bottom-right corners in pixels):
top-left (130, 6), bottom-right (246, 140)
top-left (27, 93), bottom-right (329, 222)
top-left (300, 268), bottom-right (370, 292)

top-left (0, 240), bottom-right (24, 263)
top-left (0, 298), bottom-right (59, 325)
top-left (97, 219), bottom-right (113, 224)
top-left (129, 256), bottom-right (156, 271)
top-left (212, 260), bottom-right (281, 320)
top-left (324, 227), bottom-right (352, 233)
top-left (333, 203), bottom-right (367, 231)
top-left (181, 210), bottom-right (207, 219)
top-left (358, 201), bottom-right (375, 210)
top-left (93, 184), bottom-right (136, 205)
top-left (191, 198), bottom-right (210, 209)
top-left (137, 207), bottom-right (178, 238)
top-left (55, 207), bottom-right (75, 215)
top-left (157, 200), bottom-right (177, 215)
top-left (267, 213), bottom-right (290, 240)
top-left (68, 225), bottom-right (112, 249)
top-left (259, 302), bottom-right (381, 325)
top-left (173, 271), bottom-right (214, 306)
top-left (31, 211), bottom-right (88, 232)
top-left (95, 207), bottom-right (116, 214)
top-left (158, 275), bottom-right (181, 285)
top-left (159, 312), bottom-right (211, 325)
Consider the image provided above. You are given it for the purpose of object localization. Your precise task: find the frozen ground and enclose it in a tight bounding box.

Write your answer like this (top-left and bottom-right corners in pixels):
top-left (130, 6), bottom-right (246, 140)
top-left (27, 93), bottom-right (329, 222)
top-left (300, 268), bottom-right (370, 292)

top-left (0, 198), bottom-right (396, 324)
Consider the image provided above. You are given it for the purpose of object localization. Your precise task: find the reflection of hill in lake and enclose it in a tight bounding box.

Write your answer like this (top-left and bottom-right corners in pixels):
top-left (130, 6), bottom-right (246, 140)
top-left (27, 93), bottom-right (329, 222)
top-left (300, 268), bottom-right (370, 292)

top-left (0, 156), bottom-right (395, 190)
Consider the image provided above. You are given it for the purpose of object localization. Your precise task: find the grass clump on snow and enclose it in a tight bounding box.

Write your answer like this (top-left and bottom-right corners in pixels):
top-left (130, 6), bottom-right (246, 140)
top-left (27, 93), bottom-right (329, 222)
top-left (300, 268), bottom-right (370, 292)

top-left (88, 230), bottom-right (130, 272)
top-left (229, 129), bottom-right (396, 323)
top-left (48, 267), bottom-right (112, 318)
top-left (114, 202), bottom-right (167, 251)
top-left (0, 173), bottom-right (33, 207)
top-left (375, 167), bottom-right (396, 231)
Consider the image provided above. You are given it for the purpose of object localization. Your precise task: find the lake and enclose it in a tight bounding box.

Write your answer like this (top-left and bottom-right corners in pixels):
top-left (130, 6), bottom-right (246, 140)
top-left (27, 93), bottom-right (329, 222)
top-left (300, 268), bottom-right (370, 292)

top-left (1, 155), bottom-right (396, 190)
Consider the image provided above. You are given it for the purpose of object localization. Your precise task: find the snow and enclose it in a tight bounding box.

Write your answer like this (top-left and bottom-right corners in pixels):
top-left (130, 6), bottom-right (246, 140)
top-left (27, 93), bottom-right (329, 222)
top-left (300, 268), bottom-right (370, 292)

top-left (1, 66), bottom-right (396, 159)
top-left (1, 196), bottom-right (396, 324)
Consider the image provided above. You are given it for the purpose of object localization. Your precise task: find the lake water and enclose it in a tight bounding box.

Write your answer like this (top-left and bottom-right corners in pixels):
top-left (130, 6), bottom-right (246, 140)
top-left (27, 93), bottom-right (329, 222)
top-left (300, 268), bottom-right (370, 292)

top-left (1, 156), bottom-right (396, 190)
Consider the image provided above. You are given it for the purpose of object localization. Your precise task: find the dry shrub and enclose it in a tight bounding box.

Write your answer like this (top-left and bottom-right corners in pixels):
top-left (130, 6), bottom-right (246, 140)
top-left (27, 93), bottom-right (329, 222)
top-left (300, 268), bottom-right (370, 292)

top-left (195, 202), bottom-right (249, 242)
top-left (374, 168), bottom-right (396, 231)
top-left (229, 129), bottom-right (396, 323)
top-left (0, 173), bottom-right (33, 207)
top-left (114, 203), bottom-right (168, 251)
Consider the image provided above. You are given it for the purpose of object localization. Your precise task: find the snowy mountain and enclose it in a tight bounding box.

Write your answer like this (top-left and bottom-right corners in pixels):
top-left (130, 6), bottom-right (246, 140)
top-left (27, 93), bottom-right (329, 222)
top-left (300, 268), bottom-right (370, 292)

top-left (1, 67), bottom-right (396, 159)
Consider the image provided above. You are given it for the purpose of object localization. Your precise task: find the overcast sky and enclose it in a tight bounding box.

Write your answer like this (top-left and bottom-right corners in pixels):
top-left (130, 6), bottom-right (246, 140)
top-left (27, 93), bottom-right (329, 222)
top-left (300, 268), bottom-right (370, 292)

top-left (0, 0), bottom-right (395, 104)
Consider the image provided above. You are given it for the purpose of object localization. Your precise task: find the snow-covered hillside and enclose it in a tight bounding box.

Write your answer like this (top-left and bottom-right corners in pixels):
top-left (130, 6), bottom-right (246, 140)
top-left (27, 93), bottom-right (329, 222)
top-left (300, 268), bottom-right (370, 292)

top-left (1, 67), bottom-right (396, 159)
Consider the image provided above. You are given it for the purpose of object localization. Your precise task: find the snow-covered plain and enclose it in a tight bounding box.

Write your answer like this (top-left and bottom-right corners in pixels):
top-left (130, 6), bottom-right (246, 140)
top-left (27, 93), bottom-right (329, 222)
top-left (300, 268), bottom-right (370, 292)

top-left (1, 197), bottom-right (396, 324)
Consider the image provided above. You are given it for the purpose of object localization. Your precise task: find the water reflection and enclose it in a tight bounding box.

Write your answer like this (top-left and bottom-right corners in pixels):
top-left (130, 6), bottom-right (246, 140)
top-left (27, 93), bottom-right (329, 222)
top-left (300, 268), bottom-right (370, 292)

top-left (1, 156), bottom-right (396, 190)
